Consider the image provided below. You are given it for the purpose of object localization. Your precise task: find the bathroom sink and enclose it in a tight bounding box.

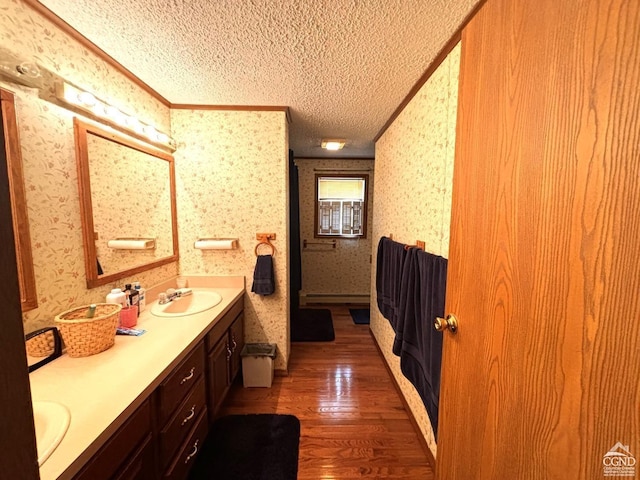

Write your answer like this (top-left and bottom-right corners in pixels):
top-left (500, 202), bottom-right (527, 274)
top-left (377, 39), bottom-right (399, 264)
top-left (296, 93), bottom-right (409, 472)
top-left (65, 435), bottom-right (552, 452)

top-left (33, 401), bottom-right (71, 466)
top-left (151, 291), bottom-right (222, 317)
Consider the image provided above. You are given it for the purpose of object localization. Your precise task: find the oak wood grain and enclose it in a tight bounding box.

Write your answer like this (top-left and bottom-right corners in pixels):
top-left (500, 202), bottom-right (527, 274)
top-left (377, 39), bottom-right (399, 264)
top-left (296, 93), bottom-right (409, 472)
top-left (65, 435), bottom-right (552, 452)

top-left (437, 0), bottom-right (640, 478)
top-left (219, 306), bottom-right (435, 479)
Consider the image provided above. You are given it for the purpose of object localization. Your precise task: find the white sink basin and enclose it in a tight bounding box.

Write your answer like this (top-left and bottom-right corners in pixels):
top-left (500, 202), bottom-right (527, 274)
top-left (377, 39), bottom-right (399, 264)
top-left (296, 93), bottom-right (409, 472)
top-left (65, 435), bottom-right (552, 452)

top-left (151, 291), bottom-right (222, 317)
top-left (33, 401), bottom-right (70, 466)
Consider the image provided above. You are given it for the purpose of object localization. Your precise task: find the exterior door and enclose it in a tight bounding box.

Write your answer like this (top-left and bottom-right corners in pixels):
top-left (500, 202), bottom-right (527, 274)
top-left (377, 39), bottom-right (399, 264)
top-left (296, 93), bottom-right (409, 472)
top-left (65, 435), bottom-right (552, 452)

top-left (436, 0), bottom-right (640, 479)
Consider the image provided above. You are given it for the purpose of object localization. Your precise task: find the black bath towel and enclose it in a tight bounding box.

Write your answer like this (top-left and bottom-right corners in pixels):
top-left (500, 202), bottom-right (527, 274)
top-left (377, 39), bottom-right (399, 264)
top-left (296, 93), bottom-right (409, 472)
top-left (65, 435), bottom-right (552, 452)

top-left (396, 248), bottom-right (447, 439)
top-left (251, 255), bottom-right (275, 295)
top-left (375, 236), bottom-right (407, 330)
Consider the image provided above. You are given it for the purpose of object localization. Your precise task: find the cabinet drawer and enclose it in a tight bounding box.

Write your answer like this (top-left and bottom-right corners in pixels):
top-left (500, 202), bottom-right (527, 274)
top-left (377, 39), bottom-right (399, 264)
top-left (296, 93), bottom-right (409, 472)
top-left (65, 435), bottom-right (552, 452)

top-left (159, 376), bottom-right (206, 467)
top-left (157, 343), bottom-right (205, 424)
top-left (205, 297), bottom-right (243, 351)
top-left (74, 400), bottom-right (152, 480)
top-left (163, 409), bottom-right (208, 480)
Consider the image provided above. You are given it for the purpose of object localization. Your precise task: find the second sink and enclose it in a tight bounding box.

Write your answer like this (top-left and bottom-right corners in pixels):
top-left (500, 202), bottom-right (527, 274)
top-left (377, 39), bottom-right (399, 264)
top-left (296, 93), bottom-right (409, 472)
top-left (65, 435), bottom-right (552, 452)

top-left (151, 290), bottom-right (222, 317)
top-left (33, 401), bottom-right (71, 466)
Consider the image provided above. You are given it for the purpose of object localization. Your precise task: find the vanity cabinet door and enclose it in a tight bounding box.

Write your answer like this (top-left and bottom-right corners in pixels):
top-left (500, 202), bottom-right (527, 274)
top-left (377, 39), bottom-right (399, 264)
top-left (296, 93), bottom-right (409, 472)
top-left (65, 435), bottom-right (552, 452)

top-left (229, 313), bottom-right (244, 380)
top-left (204, 295), bottom-right (244, 421)
top-left (206, 335), bottom-right (230, 418)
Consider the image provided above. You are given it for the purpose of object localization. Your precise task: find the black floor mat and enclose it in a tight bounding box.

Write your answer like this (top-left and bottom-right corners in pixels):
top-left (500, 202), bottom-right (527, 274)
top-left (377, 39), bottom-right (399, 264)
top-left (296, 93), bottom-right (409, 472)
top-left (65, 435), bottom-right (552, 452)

top-left (291, 308), bottom-right (335, 342)
top-left (349, 308), bottom-right (370, 324)
top-left (189, 414), bottom-right (300, 480)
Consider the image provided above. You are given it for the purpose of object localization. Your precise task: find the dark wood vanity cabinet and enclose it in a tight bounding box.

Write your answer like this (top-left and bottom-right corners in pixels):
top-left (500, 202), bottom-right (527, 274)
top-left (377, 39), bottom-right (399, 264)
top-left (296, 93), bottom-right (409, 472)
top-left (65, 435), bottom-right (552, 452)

top-left (205, 296), bottom-right (245, 420)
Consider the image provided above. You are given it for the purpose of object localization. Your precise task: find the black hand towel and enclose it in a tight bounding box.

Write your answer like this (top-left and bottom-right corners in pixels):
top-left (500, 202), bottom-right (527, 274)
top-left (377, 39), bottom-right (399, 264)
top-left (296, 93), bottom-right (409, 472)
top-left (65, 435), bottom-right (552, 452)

top-left (396, 248), bottom-right (447, 439)
top-left (375, 236), bottom-right (407, 330)
top-left (252, 255), bottom-right (275, 295)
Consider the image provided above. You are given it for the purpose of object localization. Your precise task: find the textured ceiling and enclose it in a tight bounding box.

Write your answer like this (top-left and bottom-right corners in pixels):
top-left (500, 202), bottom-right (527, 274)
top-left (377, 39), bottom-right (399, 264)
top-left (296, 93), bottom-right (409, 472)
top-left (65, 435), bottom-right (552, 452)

top-left (38, 0), bottom-right (479, 158)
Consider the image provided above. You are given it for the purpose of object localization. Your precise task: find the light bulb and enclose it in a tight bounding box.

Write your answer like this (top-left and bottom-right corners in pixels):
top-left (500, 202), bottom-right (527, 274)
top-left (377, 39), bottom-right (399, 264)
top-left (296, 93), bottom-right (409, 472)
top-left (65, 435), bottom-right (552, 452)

top-left (92, 103), bottom-right (108, 116)
top-left (143, 125), bottom-right (157, 139)
top-left (77, 91), bottom-right (96, 107)
top-left (105, 105), bottom-right (120, 117)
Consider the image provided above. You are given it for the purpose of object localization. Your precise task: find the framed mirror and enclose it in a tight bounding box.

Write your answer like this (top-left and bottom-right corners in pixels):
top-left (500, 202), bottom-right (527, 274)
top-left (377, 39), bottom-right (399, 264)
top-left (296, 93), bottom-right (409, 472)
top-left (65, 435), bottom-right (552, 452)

top-left (74, 118), bottom-right (178, 288)
top-left (1, 88), bottom-right (38, 312)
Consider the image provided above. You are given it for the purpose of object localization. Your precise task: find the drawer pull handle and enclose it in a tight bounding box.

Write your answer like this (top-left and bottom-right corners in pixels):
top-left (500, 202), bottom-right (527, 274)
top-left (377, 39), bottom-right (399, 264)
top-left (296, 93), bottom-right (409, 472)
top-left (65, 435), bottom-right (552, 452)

top-left (231, 334), bottom-right (237, 351)
top-left (180, 367), bottom-right (195, 385)
top-left (181, 405), bottom-right (196, 426)
top-left (226, 344), bottom-right (232, 360)
top-left (184, 439), bottom-right (199, 464)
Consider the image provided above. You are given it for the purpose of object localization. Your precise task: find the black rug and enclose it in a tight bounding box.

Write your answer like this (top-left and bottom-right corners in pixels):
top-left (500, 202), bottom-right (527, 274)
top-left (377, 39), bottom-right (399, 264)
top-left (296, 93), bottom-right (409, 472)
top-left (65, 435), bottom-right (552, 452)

top-left (291, 308), bottom-right (335, 342)
top-left (189, 414), bottom-right (300, 480)
top-left (349, 308), bottom-right (370, 325)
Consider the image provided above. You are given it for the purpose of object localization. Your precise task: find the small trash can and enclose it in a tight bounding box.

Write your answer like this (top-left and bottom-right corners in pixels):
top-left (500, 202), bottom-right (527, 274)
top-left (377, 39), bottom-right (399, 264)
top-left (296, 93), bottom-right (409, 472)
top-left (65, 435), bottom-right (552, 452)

top-left (240, 343), bottom-right (277, 388)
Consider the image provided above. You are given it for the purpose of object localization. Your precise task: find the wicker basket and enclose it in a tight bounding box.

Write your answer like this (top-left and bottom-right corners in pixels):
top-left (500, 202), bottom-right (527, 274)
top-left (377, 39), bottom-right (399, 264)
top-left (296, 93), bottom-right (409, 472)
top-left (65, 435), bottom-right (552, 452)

top-left (54, 303), bottom-right (121, 357)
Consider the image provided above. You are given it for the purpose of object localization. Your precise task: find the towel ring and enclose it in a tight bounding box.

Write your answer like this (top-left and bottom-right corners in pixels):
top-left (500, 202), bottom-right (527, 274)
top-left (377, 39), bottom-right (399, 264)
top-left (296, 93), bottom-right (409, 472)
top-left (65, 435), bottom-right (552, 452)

top-left (255, 241), bottom-right (276, 256)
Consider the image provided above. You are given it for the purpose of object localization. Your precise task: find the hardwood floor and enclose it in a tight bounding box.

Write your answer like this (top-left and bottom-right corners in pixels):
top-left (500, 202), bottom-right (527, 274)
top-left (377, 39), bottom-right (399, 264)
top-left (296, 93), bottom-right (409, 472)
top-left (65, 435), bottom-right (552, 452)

top-left (219, 305), bottom-right (435, 479)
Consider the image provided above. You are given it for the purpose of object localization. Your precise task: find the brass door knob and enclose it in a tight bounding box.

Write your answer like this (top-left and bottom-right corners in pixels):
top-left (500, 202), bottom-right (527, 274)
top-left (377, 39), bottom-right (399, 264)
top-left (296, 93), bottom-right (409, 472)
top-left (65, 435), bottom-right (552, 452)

top-left (434, 314), bottom-right (458, 333)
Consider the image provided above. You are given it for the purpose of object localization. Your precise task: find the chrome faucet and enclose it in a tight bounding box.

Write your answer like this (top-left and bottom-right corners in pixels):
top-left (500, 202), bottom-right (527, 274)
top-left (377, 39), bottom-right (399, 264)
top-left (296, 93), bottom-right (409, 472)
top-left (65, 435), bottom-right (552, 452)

top-left (158, 290), bottom-right (181, 305)
top-left (158, 288), bottom-right (192, 305)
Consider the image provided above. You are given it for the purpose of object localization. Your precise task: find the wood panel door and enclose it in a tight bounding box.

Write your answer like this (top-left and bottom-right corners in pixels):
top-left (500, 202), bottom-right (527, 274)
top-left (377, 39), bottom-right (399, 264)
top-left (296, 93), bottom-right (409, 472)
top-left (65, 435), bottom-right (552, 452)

top-left (436, 0), bottom-right (640, 479)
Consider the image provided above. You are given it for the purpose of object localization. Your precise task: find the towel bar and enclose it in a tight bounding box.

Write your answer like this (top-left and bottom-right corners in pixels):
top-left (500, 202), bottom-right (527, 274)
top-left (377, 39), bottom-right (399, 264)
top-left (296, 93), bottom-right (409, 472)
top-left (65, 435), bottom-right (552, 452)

top-left (303, 239), bottom-right (336, 249)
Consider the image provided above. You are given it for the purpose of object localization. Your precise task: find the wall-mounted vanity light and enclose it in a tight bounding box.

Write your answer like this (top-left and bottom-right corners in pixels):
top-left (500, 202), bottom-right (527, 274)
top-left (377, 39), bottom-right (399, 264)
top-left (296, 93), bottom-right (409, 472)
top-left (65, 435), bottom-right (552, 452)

top-left (56, 81), bottom-right (176, 151)
top-left (0, 47), bottom-right (44, 89)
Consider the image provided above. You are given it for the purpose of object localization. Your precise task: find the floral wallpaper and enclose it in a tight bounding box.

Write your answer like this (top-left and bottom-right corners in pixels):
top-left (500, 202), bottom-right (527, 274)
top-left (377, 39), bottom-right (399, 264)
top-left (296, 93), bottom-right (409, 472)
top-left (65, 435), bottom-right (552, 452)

top-left (88, 133), bottom-right (174, 274)
top-left (1, 0), bottom-right (177, 334)
top-left (171, 109), bottom-right (290, 371)
top-left (371, 42), bottom-right (461, 458)
top-left (295, 157), bottom-right (374, 299)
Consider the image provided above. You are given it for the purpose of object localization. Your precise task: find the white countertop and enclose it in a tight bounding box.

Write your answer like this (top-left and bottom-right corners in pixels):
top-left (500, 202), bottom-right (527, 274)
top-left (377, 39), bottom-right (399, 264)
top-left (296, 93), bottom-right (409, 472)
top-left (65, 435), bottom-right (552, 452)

top-left (29, 276), bottom-right (245, 480)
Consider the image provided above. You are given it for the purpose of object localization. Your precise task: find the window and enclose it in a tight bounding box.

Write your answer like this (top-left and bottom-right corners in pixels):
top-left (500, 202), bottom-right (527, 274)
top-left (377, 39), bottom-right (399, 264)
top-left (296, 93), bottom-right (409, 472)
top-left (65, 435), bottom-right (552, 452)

top-left (315, 174), bottom-right (368, 238)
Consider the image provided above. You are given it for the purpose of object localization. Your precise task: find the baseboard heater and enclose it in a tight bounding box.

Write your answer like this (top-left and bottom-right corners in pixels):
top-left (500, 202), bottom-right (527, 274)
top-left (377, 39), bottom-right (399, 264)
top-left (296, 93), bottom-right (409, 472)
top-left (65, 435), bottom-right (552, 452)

top-left (300, 293), bottom-right (370, 305)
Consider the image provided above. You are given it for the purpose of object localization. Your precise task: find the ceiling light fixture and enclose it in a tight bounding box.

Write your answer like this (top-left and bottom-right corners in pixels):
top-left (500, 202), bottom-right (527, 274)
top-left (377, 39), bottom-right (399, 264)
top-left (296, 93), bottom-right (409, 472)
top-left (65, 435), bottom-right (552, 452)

top-left (55, 81), bottom-right (176, 151)
top-left (321, 139), bottom-right (346, 151)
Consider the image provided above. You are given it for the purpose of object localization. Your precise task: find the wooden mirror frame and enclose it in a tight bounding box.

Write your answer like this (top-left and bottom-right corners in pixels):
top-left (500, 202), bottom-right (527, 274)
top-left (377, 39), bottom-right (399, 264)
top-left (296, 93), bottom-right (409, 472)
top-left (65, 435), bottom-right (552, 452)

top-left (74, 118), bottom-right (179, 288)
top-left (1, 88), bottom-right (38, 312)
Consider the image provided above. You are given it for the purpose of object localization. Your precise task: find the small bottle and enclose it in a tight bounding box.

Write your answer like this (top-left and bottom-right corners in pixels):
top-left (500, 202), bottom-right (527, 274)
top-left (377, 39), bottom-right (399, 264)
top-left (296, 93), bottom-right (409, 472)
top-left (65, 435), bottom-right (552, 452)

top-left (106, 288), bottom-right (126, 307)
top-left (106, 289), bottom-right (126, 326)
top-left (133, 281), bottom-right (146, 313)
